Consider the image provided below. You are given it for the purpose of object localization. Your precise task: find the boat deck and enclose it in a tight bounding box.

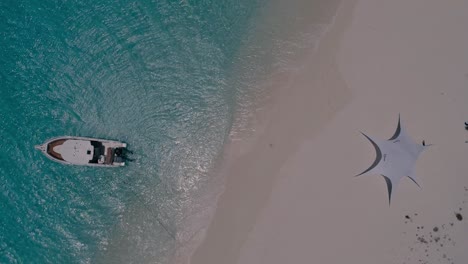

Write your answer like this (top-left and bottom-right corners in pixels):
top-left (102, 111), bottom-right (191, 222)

top-left (105, 148), bottom-right (114, 164)
top-left (47, 139), bottom-right (66, 161)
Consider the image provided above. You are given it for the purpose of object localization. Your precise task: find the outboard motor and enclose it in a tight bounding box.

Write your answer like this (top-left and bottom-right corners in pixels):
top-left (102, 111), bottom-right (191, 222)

top-left (114, 147), bottom-right (134, 162)
top-left (114, 156), bottom-right (124, 163)
top-left (115, 147), bottom-right (124, 157)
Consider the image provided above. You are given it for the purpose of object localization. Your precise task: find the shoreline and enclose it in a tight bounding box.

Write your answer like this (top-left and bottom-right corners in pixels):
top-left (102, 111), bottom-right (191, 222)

top-left (189, 1), bottom-right (357, 263)
top-left (227, 0), bottom-right (468, 263)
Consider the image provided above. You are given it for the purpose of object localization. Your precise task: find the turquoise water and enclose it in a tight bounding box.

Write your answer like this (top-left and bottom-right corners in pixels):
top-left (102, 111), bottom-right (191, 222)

top-left (0, 0), bottom-right (262, 263)
top-left (0, 0), bottom-right (341, 262)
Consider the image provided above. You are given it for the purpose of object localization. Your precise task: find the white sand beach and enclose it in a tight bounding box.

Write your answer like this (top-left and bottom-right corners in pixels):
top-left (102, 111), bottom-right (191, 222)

top-left (190, 0), bottom-right (468, 263)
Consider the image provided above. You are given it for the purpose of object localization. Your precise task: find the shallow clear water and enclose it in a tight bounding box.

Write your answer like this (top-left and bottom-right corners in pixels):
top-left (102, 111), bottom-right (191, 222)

top-left (0, 0), bottom-right (339, 263)
top-left (0, 0), bottom-right (261, 263)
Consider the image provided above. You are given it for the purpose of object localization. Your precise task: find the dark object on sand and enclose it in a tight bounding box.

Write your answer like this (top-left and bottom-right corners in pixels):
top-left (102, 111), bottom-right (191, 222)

top-left (455, 212), bottom-right (463, 221)
top-left (465, 122), bottom-right (468, 130)
top-left (422, 140), bottom-right (425, 146)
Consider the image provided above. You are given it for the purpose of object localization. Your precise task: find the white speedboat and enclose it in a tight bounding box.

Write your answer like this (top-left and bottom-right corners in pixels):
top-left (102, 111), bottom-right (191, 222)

top-left (35, 136), bottom-right (127, 167)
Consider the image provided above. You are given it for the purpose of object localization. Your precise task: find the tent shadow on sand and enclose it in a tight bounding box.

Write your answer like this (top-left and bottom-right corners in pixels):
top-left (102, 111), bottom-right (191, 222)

top-left (356, 115), bottom-right (430, 205)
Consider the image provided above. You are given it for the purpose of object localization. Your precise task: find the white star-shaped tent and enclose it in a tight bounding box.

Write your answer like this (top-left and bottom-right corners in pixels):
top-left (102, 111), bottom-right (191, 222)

top-left (357, 116), bottom-right (428, 204)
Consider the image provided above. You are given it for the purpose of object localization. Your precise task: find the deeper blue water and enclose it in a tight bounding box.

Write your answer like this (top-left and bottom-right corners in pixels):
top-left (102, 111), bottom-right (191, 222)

top-left (0, 0), bottom-right (262, 263)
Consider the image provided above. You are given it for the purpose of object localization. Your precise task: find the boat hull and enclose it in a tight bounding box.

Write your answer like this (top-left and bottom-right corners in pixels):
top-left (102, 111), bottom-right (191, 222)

top-left (35, 136), bottom-right (127, 167)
